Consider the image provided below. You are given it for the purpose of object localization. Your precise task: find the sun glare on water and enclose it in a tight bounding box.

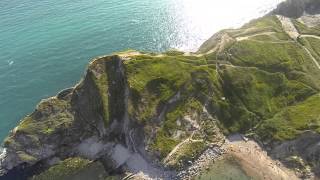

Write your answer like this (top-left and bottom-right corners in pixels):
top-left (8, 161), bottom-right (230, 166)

top-left (168, 0), bottom-right (285, 51)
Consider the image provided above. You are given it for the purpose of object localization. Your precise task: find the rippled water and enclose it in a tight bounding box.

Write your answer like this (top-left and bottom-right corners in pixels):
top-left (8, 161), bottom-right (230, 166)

top-left (0, 0), bottom-right (284, 142)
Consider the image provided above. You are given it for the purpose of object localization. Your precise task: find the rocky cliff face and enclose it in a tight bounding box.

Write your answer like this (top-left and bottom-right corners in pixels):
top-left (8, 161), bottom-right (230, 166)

top-left (271, 0), bottom-right (320, 18)
top-left (1, 1), bottom-right (320, 179)
top-left (0, 53), bottom-right (226, 179)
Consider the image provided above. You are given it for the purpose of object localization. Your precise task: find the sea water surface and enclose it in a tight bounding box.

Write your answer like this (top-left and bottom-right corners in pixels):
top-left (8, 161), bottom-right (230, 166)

top-left (0, 0), bottom-right (284, 142)
top-left (196, 157), bottom-right (252, 180)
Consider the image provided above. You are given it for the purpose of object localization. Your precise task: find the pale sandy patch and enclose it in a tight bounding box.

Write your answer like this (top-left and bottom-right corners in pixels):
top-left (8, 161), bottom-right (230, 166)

top-left (225, 137), bottom-right (299, 180)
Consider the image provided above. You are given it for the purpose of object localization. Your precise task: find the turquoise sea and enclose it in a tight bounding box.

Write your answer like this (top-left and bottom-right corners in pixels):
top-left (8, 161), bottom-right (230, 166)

top-left (0, 0), bottom-right (283, 142)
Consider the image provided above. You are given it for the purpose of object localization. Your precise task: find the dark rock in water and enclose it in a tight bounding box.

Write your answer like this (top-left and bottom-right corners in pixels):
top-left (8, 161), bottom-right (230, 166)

top-left (271, 0), bottom-right (320, 18)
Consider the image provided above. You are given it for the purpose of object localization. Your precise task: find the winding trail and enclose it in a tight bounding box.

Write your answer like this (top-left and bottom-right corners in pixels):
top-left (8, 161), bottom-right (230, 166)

top-left (236, 32), bottom-right (276, 41)
top-left (234, 31), bottom-right (294, 44)
top-left (302, 46), bottom-right (320, 69)
top-left (301, 34), bottom-right (320, 40)
top-left (243, 39), bottom-right (294, 44)
top-left (277, 15), bottom-right (320, 70)
top-left (163, 132), bottom-right (204, 164)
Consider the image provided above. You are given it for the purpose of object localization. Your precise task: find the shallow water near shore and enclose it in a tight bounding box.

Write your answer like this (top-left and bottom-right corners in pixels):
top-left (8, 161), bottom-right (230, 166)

top-left (195, 157), bottom-right (252, 180)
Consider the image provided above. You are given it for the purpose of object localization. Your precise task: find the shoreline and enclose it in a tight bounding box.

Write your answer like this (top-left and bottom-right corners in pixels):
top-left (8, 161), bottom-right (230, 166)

top-left (177, 146), bottom-right (225, 179)
top-left (179, 134), bottom-right (301, 180)
top-left (225, 135), bottom-right (299, 180)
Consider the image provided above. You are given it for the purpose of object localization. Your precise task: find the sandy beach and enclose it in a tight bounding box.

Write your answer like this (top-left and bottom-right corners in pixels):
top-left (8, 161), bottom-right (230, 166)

top-left (224, 135), bottom-right (299, 180)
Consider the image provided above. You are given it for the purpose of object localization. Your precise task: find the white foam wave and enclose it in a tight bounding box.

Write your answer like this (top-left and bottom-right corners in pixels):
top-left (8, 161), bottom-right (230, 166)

top-left (0, 147), bottom-right (6, 161)
top-left (7, 60), bottom-right (14, 66)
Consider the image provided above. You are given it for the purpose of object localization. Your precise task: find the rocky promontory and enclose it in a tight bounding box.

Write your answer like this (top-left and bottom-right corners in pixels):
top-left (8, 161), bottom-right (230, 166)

top-left (1, 0), bottom-right (320, 179)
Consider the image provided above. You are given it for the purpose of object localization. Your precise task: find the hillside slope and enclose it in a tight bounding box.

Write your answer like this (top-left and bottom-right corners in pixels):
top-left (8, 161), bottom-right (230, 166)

top-left (1, 6), bottom-right (320, 180)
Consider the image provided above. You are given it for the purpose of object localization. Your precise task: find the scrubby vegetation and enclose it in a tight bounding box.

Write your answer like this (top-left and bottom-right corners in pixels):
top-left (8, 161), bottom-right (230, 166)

top-left (125, 55), bottom-right (202, 123)
top-left (123, 53), bottom-right (224, 162)
top-left (300, 37), bottom-right (320, 63)
top-left (229, 38), bottom-right (320, 89)
top-left (89, 60), bottom-right (110, 126)
top-left (164, 49), bottom-right (185, 56)
top-left (123, 18), bottom-right (320, 153)
top-left (292, 20), bottom-right (320, 36)
top-left (150, 99), bottom-right (203, 159)
top-left (219, 67), bottom-right (315, 133)
top-left (257, 94), bottom-right (320, 140)
top-left (31, 158), bottom-right (109, 180)
top-left (32, 158), bottom-right (90, 180)
top-left (166, 140), bottom-right (206, 169)
top-left (123, 16), bottom-right (320, 145)
top-left (6, 98), bottom-right (73, 138)
top-left (241, 16), bottom-right (284, 33)
top-left (229, 40), bottom-right (307, 71)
